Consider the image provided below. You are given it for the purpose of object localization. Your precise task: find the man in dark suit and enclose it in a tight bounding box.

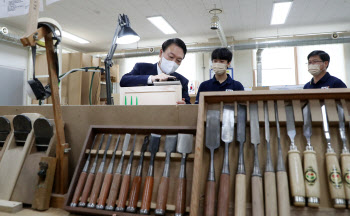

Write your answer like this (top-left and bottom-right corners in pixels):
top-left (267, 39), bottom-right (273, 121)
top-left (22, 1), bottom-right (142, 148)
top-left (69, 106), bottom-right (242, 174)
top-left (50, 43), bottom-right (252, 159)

top-left (120, 38), bottom-right (191, 104)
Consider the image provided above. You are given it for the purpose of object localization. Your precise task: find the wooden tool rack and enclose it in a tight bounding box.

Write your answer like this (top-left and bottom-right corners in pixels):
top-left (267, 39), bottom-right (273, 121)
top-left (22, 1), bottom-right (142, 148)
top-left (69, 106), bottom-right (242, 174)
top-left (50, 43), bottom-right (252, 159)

top-left (190, 89), bottom-right (350, 215)
top-left (64, 125), bottom-right (196, 215)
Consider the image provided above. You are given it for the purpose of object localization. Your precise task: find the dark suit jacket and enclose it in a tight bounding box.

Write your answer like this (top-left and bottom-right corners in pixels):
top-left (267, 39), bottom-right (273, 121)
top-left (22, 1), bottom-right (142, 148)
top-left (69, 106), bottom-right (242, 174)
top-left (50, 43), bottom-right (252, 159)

top-left (120, 63), bottom-right (191, 104)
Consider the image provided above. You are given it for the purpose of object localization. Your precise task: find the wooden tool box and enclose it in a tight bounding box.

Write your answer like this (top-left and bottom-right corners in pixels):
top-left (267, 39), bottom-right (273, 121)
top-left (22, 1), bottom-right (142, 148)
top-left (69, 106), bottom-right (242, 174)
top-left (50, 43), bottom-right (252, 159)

top-left (64, 125), bottom-right (196, 216)
top-left (191, 89), bottom-right (350, 215)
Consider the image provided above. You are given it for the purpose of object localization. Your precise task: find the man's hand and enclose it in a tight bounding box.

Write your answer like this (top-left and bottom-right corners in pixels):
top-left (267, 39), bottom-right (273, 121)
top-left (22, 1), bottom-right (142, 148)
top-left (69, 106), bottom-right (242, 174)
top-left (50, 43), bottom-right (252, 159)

top-left (151, 74), bottom-right (176, 82)
top-left (176, 98), bottom-right (186, 104)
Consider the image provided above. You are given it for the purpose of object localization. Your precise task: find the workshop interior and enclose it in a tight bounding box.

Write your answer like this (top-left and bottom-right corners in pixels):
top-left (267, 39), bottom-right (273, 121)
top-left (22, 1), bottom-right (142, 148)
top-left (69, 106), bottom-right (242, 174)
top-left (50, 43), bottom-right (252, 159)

top-left (0, 0), bottom-right (350, 215)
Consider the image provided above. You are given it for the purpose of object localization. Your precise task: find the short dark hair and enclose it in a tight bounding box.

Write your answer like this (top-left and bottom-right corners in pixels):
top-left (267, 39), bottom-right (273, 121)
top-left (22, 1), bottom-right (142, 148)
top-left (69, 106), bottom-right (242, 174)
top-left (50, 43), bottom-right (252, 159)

top-left (307, 50), bottom-right (330, 66)
top-left (211, 48), bottom-right (233, 62)
top-left (162, 38), bottom-right (187, 57)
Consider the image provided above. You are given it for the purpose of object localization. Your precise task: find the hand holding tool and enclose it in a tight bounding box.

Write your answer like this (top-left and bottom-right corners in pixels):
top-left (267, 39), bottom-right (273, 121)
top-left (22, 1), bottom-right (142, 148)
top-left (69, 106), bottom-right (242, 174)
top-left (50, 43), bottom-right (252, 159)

top-left (204, 110), bottom-right (221, 216)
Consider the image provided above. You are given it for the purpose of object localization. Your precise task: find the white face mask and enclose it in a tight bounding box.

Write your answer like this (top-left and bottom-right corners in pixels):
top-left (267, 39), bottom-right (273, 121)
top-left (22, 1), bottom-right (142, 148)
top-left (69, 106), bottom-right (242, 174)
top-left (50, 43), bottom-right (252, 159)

top-left (308, 64), bottom-right (323, 76)
top-left (160, 56), bottom-right (179, 75)
top-left (212, 63), bottom-right (227, 75)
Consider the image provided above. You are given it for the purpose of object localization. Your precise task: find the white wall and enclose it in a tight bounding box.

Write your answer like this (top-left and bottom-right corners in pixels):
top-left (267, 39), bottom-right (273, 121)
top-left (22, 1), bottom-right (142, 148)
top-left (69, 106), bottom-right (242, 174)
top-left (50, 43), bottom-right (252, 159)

top-left (343, 43), bottom-right (350, 87)
top-left (233, 50), bottom-right (254, 88)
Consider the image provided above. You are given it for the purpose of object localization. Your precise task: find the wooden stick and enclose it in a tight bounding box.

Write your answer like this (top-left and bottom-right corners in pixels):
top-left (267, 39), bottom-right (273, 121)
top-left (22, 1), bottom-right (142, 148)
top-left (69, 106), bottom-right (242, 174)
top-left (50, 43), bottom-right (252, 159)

top-left (217, 173), bottom-right (230, 216)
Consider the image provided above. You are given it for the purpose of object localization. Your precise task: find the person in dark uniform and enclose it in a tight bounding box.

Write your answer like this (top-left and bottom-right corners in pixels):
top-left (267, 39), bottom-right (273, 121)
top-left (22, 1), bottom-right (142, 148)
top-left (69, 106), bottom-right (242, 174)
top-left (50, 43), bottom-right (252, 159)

top-left (304, 50), bottom-right (347, 89)
top-left (195, 48), bottom-right (244, 104)
top-left (120, 38), bottom-right (191, 104)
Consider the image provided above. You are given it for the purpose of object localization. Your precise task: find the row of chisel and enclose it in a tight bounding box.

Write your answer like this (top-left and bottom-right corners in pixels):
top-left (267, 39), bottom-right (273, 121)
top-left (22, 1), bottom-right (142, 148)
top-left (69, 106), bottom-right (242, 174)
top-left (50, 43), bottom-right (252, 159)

top-left (70, 133), bottom-right (194, 215)
top-left (204, 100), bottom-right (350, 216)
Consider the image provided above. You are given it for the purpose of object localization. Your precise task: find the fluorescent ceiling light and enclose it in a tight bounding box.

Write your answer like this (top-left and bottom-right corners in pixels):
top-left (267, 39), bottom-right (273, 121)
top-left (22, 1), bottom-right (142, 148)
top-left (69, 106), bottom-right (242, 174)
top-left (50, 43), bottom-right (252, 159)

top-left (147, 16), bottom-right (177, 34)
top-left (270, 1), bottom-right (293, 25)
top-left (56, 30), bottom-right (90, 44)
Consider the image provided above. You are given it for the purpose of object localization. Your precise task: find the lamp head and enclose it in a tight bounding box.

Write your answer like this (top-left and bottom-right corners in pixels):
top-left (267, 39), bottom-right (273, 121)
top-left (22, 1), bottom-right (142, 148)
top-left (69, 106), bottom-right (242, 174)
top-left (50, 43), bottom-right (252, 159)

top-left (116, 14), bottom-right (140, 44)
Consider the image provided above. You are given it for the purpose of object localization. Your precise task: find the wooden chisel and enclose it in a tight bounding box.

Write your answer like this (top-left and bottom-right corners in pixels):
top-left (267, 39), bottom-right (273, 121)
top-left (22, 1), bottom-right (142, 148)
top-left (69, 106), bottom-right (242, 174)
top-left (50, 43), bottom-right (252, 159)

top-left (302, 103), bottom-right (320, 207)
top-left (249, 102), bottom-right (264, 216)
top-left (275, 102), bottom-right (290, 216)
top-left (235, 104), bottom-right (247, 216)
top-left (217, 105), bottom-right (234, 216)
top-left (285, 104), bottom-right (305, 206)
top-left (70, 134), bottom-right (98, 207)
top-left (95, 135), bottom-right (121, 209)
top-left (87, 134), bottom-right (112, 208)
top-left (78, 134), bottom-right (105, 207)
top-left (321, 104), bottom-right (346, 208)
top-left (336, 103), bottom-right (350, 207)
top-left (263, 102), bottom-right (277, 215)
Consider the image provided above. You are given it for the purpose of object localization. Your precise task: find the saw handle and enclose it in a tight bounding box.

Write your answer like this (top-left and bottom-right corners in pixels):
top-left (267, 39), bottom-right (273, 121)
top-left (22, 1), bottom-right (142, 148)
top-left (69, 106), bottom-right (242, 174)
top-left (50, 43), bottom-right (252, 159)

top-left (341, 152), bottom-right (350, 208)
top-left (252, 176), bottom-right (264, 216)
top-left (117, 174), bottom-right (131, 209)
top-left (288, 150), bottom-right (306, 206)
top-left (204, 180), bottom-right (215, 216)
top-left (217, 173), bottom-right (230, 216)
top-left (156, 176), bottom-right (170, 213)
top-left (276, 171), bottom-right (290, 216)
top-left (79, 172), bottom-right (95, 206)
top-left (88, 171), bottom-right (104, 206)
top-left (71, 171), bottom-right (87, 206)
top-left (106, 173), bottom-right (122, 208)
top-left (303, 150), bottom-right (320, 207)
top-left (175, 177), bottom-right (187, 215)
top-left (264, 172), bottom-right (277, 216)
top-left (234, 174), bottom-right (246, 216)
top-left (141, 176), bottom-right (154, 212)
top-left (326, 152), bottom-right (346, 208)
top-left (97, 173), bottom-right (113, 208)
top-left (127, 176), bottom-right (142, 211)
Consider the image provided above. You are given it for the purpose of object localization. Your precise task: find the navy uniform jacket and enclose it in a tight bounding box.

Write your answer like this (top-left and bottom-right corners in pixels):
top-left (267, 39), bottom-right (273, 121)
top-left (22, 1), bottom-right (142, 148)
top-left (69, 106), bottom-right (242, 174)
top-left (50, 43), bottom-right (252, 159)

top-left (195, 74), bottom-right (244, 104)
top-left (120, 63), bottom-right (191, 104)
top-left (303, 72), bottom-right (347, 89)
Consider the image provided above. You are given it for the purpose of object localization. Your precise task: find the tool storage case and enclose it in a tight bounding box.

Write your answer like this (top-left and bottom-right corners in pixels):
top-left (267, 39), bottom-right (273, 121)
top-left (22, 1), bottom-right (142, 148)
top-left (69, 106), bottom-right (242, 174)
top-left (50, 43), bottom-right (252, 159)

top-left (64, 125), bottom-right (196, 216)
top-left (191, 89), bottom-right (350, 215)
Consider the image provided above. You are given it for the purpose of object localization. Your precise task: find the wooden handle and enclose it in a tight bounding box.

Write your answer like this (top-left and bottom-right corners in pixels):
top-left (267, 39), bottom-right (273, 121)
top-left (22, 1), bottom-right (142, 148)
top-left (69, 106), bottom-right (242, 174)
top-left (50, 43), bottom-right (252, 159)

top-left (97, 173), bottom-right (113, 207)
top-left (264, 172), bottom-right (277, 216)
top-left (106, 173), bottom-right (122, 208)
top-left (234, 174), bottom-right (246, 216)
top-left (175, 178), bottom-right (186, 215)
top-left (88, 171), bottom-right (104, 206)
top-left (71, 171), bottom-right (87, 206)
top-left (128, 176), bottom-right (142, 210)
top-left (79, 173), bottom-right (95, 205)
top-left (326, 152), bottom-right (346, 208)
top-left (276, 171), bottom-right (290, 216)
top-left (156, 176), bottom-right (170, 212)
top-left (288, 150), bottom-right (305, 206)
top-left (117, 174), bottom-right (131, 209)
top-left (204, 181), bottom-right (216, 216)
top-left (341, 152), bottom-right (350, 207)
top-left (217, 173), bottom-right (230, 216)
top-left (141, 176), bottom-right (154, 212)
top-left (303, 150), bottom-right (320, 207)
top-left (252, 176), bottom-right (264, 216)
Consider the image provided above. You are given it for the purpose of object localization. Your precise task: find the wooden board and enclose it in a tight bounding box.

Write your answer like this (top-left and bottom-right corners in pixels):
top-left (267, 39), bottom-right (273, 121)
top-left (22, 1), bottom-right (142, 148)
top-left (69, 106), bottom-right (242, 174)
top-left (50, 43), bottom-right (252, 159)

top-left (0, 115), bottom-right (15, 163)
top-left (120, 85), bottom-right (182, 105)
top-left (81, 54), bottom-right (92, 105)
top-left (67, 53), bottom-right (83, 105)
top-left (11, 120), bottom-right (57, 204)
top-left (0, 200), bottom-right (22, 213)
top-left (0, 113), bottom-right (42, 200)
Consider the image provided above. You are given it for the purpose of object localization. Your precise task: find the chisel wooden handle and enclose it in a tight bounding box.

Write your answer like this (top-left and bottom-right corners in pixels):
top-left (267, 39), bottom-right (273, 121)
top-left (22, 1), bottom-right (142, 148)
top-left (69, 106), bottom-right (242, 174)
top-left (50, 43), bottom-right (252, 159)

top-left (276, 171), bottom-right (290, 216)
top-left (96, 173), bottom-right (113, 208)
top-left (87, 171), bottom-right (104, 207)
top-left (71, 171), bottom-right (87, 206)
top-left (264, 172), bottom-right (277, 216)
top-left (127, 176), bottom-right (142, 212)
top-left (234, 174), bottom-right (246, 216)
top-left (326, 152), bottom-right (346, 208)
top-left (175, 178), bottom-right (186, 215)
top-left (303, 150), bottom-right (320, 207)
top-left (141, 176), bottom-right (154, 213)
top-left (117, 174), bottom-right (131, 210)
top-left (156, 176), bottom-right (170, 214)
top-left (341, 152), bottom-right (350, 208)
top-left (252, 176), bottom-right (264, 216)
top-left (204, 181), bottom-right (215, 216)
top-left (105, 173), bottom-right (122, 209)
top-left (217, 173), bottom-right (230, 216)
top-left (288, 150), bottom-right (305, 206)
top-left (79, 172), bottom-right (95, 206)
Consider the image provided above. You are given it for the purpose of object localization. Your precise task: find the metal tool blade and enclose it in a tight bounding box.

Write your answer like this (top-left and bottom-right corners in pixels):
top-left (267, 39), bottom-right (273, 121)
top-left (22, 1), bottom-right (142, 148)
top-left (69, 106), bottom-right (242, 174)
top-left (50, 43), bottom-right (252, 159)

top-left (285, 104), bottom-right (297, 149)
top-left (130, 134), bottom-right (137, 153)
top-left (34, 118), bottom-right (53, 151)
top-left (141, 135), bottom-right (149, 153)
top-left (102, 134), bottom-right (113, 162)
top-left (205, 110), bottom-right (221, 150)
top-left (275, 102), bottom-right (285, 172)
top-left (177, 134), bottom-right (193, 154)
top-left (149, 133), bottom-right (161, 153)
top-left (321, 104), bottom-right (333, 151)
top-left (0, 116), bottom-right (11, 147)
top-left (221, 105), bottom-right (235, 143)
top-left (264, 102), bottom-right (270, 143)
top-left (13, 114), bottom-right (32, 146)
top-left (249, 103), bottom-right (260, 145)
top-left (275, 103), bottom-right (281, 140)
top-left (302, 103), bottom-right (313, 150)
top-left (122, 133), bottom-right (131, 152)
top-left (336, 103), bottom-right (349, 152)
top-left (164, 135), bottom-right (177, 155)
top-left (237, 104), bottom-right (247, 144)
top-left (90, 134), bottom-right (105, 173)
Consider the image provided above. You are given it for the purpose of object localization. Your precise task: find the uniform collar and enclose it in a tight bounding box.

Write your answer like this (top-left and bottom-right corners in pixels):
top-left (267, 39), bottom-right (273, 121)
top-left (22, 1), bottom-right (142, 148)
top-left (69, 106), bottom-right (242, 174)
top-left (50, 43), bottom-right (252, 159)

top-left (212, 74), bottom-right (233, 85)
top-left (310, 72), bottom-right (330, 85)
